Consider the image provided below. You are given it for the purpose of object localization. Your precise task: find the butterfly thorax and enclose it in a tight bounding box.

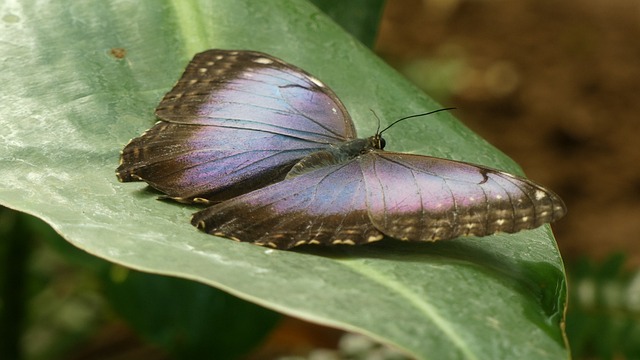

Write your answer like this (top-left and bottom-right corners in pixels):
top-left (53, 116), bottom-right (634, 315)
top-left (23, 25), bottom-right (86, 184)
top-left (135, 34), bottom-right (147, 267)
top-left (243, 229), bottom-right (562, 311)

top-left (285, 136), bottom-right (385, 179)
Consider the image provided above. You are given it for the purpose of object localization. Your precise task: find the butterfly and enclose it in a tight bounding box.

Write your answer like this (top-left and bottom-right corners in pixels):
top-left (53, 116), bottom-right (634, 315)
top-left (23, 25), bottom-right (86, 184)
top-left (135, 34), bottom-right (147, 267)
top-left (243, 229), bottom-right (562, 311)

top-left (116, 49), bottom-right (566, 249)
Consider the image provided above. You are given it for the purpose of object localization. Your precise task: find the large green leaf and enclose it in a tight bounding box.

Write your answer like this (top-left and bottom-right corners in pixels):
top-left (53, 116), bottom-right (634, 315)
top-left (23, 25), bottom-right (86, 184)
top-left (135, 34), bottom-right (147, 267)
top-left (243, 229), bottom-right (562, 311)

top-left (0, 0), bottom-right (568, 358)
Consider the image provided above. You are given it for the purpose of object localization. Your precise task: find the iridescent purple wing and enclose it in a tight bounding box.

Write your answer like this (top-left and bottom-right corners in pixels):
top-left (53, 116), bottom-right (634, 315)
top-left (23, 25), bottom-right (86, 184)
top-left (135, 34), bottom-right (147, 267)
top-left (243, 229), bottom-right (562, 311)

top-left (191, 160), bottom-right (384, 249)
top-left (361, 152), bottom-right (566, 242)
top-left (117, 50), bottom-right (355, 202)
top-left (192, 149), bottom-right (566, 249)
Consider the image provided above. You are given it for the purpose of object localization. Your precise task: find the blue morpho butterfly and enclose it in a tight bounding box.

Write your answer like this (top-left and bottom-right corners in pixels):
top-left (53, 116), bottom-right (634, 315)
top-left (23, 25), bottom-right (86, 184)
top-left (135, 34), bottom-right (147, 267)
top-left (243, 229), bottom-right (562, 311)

top-left (116, 49), bottom-right (566, 249)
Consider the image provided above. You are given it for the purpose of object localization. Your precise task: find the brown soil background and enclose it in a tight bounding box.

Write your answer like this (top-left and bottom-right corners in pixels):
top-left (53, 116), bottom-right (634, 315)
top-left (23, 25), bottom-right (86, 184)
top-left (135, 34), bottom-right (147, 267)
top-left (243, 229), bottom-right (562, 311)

top-left (377, 0), bottom-right (640, 266)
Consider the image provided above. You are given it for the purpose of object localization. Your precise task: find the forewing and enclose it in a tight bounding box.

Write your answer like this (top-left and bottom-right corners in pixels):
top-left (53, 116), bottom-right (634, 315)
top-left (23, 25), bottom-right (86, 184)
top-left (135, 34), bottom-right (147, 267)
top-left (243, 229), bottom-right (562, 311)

top-left (155, 49), bottom-right (356, 142)
top-left (191, 161), bottom-right (384, 249)
top-left (117, 50), bottom-right (356, 201)
top-left (361, 152), bottom-right (567, 242)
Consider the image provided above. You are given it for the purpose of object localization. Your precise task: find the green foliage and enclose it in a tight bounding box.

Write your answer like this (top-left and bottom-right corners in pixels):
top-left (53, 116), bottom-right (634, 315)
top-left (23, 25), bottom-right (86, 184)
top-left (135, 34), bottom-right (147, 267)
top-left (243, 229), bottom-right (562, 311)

top-left (0, 208), bottom-right (30, 360)
top-left (0, 208), bottom-right (108, 359)
top-left (104, 267), bottom-right (281, 359)
top-left (566, 254), bottom-right (640, 359)
top-left (0, 0), bottom-right (568, 359)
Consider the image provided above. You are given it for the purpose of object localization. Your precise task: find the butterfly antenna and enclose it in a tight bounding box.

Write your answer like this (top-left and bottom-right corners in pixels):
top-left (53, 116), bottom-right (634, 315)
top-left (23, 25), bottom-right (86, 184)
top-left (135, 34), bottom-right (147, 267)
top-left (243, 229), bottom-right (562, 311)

top-left (370, 109), bottom-right (382, 134)
top-left (379, 107), bottom-right (456, 134)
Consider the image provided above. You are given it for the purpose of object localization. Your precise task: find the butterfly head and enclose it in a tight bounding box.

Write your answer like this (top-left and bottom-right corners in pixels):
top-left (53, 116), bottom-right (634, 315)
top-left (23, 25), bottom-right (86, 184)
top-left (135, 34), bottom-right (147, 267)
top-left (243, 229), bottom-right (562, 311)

top-left (368, 133), bottom-right (386, 150)
top-left (367, 108), bottom-right (455, 153)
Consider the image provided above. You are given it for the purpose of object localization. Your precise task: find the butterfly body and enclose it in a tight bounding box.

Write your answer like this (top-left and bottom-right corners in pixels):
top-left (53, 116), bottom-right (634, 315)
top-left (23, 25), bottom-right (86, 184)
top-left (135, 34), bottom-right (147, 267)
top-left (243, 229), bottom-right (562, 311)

top-left (286, 136), bottom-right (381, 179)
top-left (117, 49), bottom-right (566, 249)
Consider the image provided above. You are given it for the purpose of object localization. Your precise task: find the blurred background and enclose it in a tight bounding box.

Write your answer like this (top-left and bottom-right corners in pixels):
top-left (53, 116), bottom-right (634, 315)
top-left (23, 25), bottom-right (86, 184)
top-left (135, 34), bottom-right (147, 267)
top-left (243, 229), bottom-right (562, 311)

top-left (2, 0), bottom-right (639, 359)
top-left (378, 0), bottom-right (640, 267)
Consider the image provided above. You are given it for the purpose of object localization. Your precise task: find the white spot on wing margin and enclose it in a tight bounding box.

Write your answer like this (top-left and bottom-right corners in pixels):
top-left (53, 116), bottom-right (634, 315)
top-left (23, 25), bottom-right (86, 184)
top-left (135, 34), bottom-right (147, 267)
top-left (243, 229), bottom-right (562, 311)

top-left (253, 57), bottom-right (274, 65)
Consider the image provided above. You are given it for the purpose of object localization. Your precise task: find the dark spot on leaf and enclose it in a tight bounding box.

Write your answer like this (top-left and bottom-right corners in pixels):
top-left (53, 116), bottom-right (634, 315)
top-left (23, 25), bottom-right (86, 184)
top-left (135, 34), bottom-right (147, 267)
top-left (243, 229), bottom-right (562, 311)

top-left (110, 48), bottom-right (126, 59)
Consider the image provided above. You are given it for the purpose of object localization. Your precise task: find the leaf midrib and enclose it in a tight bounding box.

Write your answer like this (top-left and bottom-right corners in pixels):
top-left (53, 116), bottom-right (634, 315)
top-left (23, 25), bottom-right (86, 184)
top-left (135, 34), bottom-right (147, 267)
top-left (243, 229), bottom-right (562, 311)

top-left (339, 259), bottom-right (478, 360)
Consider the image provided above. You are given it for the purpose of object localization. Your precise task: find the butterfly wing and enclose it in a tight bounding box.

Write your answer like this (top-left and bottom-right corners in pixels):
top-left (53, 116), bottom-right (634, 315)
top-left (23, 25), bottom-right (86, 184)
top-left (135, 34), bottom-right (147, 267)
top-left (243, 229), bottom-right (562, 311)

top-left (117, 50), bottom-right (356, 202)
top-left (191, 150), bottom-right (566, 249)
top-left (191, 159), bottom-right (384, 249)
top-left (361, 152), bottom-right (567, 241)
